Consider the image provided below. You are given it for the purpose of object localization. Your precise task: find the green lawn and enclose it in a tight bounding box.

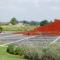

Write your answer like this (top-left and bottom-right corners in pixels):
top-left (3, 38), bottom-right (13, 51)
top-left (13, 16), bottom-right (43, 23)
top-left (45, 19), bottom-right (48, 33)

top-left (0, 47), bottom-right (26, 60)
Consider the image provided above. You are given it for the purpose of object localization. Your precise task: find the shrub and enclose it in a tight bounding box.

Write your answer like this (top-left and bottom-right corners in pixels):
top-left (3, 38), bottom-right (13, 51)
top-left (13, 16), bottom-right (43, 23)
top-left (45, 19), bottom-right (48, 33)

top-left (7, 44), bottom-right (60, 60)
top-left (41, 48), bottom-right (56, 60)
top-left (0, 26), bottom-right (2, 33)
top-left (24, 47), bottom-right (39, 60)
top-left (14, 46), bottom-right (26, 56)
top-left (7, 44), bottom-right (26, 56)
top-left (7, 44), bottom-right (17, 54)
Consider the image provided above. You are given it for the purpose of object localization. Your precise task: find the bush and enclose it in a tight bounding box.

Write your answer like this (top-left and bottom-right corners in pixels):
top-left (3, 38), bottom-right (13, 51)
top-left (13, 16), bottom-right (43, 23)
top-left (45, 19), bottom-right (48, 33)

top-left (0, 26), bottom-right (2, 33)
top-left (14, 46), bottom-right (26, 56)
top-left (7, 44), bottom-right (60, 60)
top-left (41, 48), bottom-right (56, 60)
top-left (7, 44), bottom-right (26, 56)
top-left (7, 44), bottom-right (17, 54)
top-left (24, 48), bottom-right (39, 60)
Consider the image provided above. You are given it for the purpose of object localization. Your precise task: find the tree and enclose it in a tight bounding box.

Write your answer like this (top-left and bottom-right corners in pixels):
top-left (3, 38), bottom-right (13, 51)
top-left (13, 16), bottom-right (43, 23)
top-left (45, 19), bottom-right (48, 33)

top-left (30, 21), bottom-right (36, 25)
top-left (40, 20), bottom-right (49, 26)
top-left (22, 20), bottom-right (29, 24)
top-left (10, 17), bottom-right (18, 25)
top-left (29, 21), bottom-right (40, 25)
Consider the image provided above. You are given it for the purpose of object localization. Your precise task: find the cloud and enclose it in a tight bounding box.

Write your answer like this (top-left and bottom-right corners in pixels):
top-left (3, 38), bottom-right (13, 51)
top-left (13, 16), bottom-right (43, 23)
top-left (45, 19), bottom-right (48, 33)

top-left (0, 0), bottom-right (60, 22)
top-left (51, 6), bottom-right (59, 11)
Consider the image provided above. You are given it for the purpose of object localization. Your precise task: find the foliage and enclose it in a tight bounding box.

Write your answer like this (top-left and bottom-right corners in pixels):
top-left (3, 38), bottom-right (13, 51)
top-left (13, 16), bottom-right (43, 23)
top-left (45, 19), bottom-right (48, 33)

top-left (0, 26), bottom-right (2, 33)
top-left (14, 46), bottom-right (26, 56)
top-left (40, 20), bottom-right (49, 26)
top-left (24, 47), bottom-right (39, 60)
top-left (7, 44), bottom-right (26, 56)
top-left (41, 48), bottom-right (55, 60)
top-left (29, 21), bottom-right (40, 26)
top-left (7, 44), bottom-right (17, 54)
top-left (22, 20), bottom-right (29, 24)
top-left (6, 44), bottom-right (60, 60)
top-left (10, 17), bottom-right (18, 25)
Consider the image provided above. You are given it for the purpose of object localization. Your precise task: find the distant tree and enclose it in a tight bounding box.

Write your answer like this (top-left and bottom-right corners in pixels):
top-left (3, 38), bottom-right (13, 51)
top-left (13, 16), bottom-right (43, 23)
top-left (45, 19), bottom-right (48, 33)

top-left (22, 20), bottom-right (29, 24)
top-left (29, 21), bottom-right (40, 26)
top-left (30, 21), bottom-right (36, 25)
top-left (40, 20), bottom-right (49, 26)
top-left (10, 17), bottom-right (18, 25)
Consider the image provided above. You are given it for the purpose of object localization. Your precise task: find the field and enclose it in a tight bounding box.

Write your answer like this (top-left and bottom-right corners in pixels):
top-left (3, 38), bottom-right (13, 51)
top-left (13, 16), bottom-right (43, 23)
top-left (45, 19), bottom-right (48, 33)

top-left (1, 23), bottom-right (37, 32)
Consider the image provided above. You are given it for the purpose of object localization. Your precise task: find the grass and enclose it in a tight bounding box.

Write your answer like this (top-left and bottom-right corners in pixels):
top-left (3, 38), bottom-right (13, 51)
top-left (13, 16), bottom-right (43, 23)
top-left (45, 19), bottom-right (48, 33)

top-left (1, 23), bottom-right (37, 32)
top-left (0, 47), bottom-right (26, 60)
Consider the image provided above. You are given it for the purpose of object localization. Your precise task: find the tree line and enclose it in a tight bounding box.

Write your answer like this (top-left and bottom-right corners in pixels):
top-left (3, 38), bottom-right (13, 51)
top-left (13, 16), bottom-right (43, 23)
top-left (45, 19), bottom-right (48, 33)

top-left (10, 17), bottom-right (51, 26)
top-left (0, 17), bottom-right (52, 33)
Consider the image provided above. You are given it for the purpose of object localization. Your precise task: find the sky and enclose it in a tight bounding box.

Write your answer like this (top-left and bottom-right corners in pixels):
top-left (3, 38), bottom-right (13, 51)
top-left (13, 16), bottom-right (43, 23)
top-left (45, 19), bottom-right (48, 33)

top-left (0, 0), bottom-right (60, 22)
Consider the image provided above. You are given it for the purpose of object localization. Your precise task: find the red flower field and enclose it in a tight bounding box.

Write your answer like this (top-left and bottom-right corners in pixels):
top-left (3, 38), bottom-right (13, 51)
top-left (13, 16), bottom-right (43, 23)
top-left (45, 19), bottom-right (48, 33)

top-left (14, 19), bottom-right (60, 36)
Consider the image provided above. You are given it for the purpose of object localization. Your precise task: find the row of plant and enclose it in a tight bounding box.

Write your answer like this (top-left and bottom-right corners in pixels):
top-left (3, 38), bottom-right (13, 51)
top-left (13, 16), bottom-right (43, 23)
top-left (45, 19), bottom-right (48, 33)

top-left (6, 43), bottom-right (60, 60)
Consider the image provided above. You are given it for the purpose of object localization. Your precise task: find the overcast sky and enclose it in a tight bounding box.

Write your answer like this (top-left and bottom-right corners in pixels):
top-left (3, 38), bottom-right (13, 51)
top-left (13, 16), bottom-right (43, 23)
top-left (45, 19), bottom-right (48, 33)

top-left (0, 0), bottom-right (60, 22)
